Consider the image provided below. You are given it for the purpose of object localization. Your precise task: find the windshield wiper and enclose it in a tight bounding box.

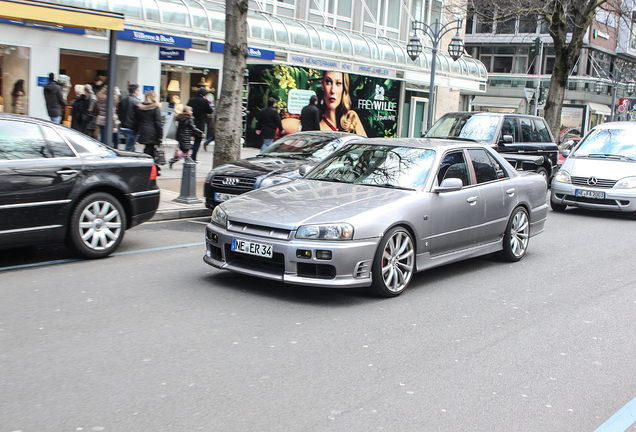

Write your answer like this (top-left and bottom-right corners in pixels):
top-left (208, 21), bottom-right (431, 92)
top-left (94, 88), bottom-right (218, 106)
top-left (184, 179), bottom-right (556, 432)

top-left (587, 153), bottom-right (626, 160)
top-left (426, 136), bottom-right (479, 142)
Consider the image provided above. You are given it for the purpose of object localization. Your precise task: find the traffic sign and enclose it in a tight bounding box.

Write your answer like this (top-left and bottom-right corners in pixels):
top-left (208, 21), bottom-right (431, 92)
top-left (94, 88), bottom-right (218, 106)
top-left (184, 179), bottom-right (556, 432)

top-left (524, 88), bottom-right (536, 103)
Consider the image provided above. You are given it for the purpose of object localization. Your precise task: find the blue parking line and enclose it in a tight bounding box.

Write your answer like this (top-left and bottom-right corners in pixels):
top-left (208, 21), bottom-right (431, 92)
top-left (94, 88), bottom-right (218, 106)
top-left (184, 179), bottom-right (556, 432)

top-left (595, 396), bottom-right (636, 432)
top-left (0, 242), bottom-right (205, 272)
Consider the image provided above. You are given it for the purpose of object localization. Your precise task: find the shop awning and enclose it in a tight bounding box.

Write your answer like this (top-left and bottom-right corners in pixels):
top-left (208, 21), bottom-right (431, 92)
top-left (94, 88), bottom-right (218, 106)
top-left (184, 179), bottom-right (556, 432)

top-left (472, 96), bottom-right (524, 109)
top-left (0, 0), bottom-right (124, 30)
top-left (588, 102), bottom-right (611, 115)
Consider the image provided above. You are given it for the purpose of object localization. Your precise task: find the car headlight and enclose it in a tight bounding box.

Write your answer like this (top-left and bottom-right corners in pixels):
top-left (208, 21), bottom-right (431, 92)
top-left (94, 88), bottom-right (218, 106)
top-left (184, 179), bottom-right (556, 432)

top-left (296, 223), bottom-right (353, 240)
top-left (211, 206), bottom-right (227, 227)
top-left (259, 175), bottom-right (293, 189)
top-left (553, 169), bottom-right (571, 184)
top-left (615, 176), bottom-right (636, 189)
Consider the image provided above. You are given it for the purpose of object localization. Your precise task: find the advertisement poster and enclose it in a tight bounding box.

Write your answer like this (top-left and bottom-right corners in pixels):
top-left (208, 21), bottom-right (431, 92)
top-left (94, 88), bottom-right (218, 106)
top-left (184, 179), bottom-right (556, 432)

top-left (559, 104), bottom-right (587, 141)
top-left (245, 64), bottom-right (400, 147)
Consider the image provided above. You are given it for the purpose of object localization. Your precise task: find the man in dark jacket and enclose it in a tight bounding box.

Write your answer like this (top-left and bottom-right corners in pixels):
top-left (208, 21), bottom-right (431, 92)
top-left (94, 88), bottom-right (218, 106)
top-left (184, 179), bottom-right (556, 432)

top-left (118, 84), bottom-right (142, 151)
top-left (300, 95), bottom-right (320, 131)
top-left (256, 97), bottom-right (283, 151)
top-left (186, 87), bottom-right (212, 163)
top-left (43, 73), bottom-right (67, 123)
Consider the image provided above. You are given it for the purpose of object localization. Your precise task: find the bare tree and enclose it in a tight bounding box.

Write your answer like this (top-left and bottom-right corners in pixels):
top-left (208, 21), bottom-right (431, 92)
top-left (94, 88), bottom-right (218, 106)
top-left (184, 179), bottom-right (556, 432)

top-left (213, 0), bottom-right (249, 167)
top-left (465, 0), bottom-right (629, 139)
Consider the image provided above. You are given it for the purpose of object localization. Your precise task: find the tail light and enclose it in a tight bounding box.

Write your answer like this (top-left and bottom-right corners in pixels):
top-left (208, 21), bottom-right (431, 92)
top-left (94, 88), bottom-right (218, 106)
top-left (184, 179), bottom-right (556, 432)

top-left (150, 164), bottom-right (157, 180)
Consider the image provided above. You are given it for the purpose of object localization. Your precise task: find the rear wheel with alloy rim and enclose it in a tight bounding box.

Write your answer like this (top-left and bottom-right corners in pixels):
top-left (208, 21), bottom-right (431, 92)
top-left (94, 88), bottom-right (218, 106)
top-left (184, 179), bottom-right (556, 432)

top-left (498, 207), bottom-right (529, 262)
top-left (369, 226), bottom-right (415, 297)
top-left (69, 192), bottom-right (126, 259)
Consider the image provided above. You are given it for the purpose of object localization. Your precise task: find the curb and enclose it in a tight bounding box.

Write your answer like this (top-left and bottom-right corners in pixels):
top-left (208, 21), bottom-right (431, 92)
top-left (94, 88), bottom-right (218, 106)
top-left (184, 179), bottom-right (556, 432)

top-left (151, 206), bottom-right (211, 221)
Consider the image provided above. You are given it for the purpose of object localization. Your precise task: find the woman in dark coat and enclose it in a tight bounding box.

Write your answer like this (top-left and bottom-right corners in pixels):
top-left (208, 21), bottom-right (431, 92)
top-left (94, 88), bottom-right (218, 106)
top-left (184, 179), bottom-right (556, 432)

top-left (133, 91), bottom-right (163, 167)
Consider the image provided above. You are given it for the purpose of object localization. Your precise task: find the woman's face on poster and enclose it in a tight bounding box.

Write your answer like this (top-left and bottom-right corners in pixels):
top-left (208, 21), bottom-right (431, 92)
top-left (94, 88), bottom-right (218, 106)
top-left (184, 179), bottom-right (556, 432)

top-left (321, 71), bottom-right (344, 111)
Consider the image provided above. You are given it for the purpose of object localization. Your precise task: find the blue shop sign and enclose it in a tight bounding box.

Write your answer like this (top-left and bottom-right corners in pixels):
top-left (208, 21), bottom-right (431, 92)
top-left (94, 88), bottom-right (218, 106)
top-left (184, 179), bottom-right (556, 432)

top-left (0, 18), bottom-right (85, 34)
top-left (119, 29), bottom-right (192, 49)
top-left (37, 76), bottom-right (49, 87)
top-left (159, 47), bottom-right (185, 61)
top-left (210, 42), bottom-right (275, 60)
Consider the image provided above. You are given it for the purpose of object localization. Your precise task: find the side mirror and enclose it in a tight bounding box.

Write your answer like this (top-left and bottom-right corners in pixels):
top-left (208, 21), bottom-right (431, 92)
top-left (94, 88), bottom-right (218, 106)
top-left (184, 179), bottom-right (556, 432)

top-left (298, 165), bottom-right (312, 177)
top-left (562, 149), bottom-right (570, 158)
top-left (433, 178), bottom-right (463, 193)
top-left (499, 134), bottom-right (513, 144)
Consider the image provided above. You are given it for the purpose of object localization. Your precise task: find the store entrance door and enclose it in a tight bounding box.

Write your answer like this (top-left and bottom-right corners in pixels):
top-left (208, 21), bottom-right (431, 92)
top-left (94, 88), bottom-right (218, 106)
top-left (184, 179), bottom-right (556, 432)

top-left (409, 97), bottom-right (428, 137)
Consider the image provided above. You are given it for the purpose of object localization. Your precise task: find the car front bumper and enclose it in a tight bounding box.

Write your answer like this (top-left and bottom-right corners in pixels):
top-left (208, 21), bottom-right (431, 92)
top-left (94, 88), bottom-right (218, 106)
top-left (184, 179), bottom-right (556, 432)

top-left (203, 223), bottom-right (380, 288)
top-left (551, 182), bottom-right (636, 213)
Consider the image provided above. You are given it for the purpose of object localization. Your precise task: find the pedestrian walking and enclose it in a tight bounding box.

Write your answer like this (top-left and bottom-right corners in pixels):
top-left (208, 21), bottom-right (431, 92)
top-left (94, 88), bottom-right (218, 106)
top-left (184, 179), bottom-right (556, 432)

top-left (70, 84), bottom-right (97, 135)
top-left (43, 73), bottom-right (67, 123)
top-left (186, 87), bottom-right (212, 163)
top-left (133, 90), bottom-right (163, 173)
top-left (169, 106), bottom-right (202, 169)
top-left (203, 105), bottom-right (216, 151)
top-left (118, 84), bottom-right (142, 151)
top-left (256, 97), bottom-right (283, 151)
top-left (299, 95), bottom-right (320, 131)
top-left (95, 85), bottom-right (120, 147)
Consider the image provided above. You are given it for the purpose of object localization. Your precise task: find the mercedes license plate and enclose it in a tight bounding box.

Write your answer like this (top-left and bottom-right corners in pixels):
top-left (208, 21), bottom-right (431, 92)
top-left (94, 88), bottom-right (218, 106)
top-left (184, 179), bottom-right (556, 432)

top-left (231, 238), bottom-right (273, 258)
top-left (576, 189), bottom-right (605, 199)
top-left (215, 192), bottom-right (238, 202)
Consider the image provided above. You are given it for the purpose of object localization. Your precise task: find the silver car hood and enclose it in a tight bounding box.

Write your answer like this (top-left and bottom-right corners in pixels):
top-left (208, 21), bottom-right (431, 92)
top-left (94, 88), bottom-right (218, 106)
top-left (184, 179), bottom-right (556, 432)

top-left (222, 179), bottom-right (412, 228)
top-left (564, 157), bottom-right (636, 179)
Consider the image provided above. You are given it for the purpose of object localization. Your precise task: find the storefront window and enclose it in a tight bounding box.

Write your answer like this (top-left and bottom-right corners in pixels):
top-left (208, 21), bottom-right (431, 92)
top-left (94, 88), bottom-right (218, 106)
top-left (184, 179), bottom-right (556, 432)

top-left (0, 45), bottom-right (30, 115)
top-left (160, 64), bottom-right (219, 108)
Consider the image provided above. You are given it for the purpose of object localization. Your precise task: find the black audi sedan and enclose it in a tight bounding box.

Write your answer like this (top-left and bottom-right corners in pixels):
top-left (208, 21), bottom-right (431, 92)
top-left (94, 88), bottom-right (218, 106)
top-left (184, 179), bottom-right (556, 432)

top-left (203, 131), bottom-right (363, 209)
top-left (0, 114), bottom-right (160, 258)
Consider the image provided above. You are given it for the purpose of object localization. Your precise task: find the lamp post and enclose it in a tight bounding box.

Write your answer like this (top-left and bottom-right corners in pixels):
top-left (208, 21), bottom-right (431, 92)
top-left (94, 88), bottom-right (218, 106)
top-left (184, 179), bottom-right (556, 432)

top-left (407, 19), bottom-right (464, 132)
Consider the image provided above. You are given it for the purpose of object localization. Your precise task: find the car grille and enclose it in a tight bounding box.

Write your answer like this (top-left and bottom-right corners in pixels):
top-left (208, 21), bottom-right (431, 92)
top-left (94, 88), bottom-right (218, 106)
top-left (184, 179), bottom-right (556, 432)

top-left (227, 221), bottom-right (292, 240)
top-left (212, 176), bottom-right (257, 191)
top-left (571, 176), bottom-right (616, 189)
top-left (225, 244), bottom-right (285, 275)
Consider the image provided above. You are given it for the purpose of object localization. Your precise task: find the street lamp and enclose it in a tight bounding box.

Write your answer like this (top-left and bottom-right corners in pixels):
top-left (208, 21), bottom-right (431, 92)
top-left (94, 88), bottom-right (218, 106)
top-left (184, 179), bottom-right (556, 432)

top-left (407, 18), bottom-right (464, 132)
top-left (627, 80), bottom-right (636, 96)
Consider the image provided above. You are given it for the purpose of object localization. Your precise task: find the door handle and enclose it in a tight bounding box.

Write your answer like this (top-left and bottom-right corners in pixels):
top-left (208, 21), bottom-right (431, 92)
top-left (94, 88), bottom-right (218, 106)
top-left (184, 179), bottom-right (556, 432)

top-left (467, 196), bottom-right (478, 205)
top-left (56, 169), bottom-right (79, 179)
top-left (506, 188), bottom-right (516, 196)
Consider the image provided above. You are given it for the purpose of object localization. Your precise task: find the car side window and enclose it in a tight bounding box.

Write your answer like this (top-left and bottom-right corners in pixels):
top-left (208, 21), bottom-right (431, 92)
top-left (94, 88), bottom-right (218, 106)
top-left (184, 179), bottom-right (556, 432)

top-left (41, 126), bottom-right (77, 158)
top-left (534, 119), bottom-right (552, 142)
top-left (438, 151), bottom-right (470, 186)
top-left (501, 117), bottom-right (518, 142)
top-left (468, 149), bottom-right (507, 183)
top-left (0, 120), bottom-right (51, 160)
top-left (520, 118), bottom-right (537, 142)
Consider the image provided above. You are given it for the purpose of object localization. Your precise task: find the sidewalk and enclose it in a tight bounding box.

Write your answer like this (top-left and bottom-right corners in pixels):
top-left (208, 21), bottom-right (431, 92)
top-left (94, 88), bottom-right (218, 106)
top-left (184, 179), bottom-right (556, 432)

top-left (151, 139), bottom-right (260, 221)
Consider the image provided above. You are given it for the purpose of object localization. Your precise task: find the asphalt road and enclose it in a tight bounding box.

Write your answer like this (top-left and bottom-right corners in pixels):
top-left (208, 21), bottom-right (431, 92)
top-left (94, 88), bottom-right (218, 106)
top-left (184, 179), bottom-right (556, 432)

top-left (1, 207), bottom-right (635, 431)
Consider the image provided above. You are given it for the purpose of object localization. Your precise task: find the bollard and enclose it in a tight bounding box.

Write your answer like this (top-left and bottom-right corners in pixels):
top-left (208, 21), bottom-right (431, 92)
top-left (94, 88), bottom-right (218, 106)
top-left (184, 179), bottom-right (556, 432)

top-left (173, 156), bottom-right (202, 204)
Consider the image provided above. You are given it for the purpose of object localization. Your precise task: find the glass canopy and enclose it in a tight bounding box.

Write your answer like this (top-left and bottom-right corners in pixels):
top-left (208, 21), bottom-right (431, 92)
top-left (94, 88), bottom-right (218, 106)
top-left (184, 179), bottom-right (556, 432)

top-left (39, 0), bottom-right (487, 84)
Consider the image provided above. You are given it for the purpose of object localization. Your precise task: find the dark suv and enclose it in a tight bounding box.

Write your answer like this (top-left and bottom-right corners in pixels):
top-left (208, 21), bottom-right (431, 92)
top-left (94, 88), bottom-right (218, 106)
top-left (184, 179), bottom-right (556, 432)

top-left (425, 112), bottom-right (559, 181)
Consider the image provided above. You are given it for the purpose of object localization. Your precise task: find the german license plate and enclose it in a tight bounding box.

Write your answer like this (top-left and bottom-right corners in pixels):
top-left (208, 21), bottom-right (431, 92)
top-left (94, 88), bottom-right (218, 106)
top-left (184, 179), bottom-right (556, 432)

top-left (576, 189), bottom-right (605, 199)
top-left (231, 238), bottom-right (273, 258)
top-left (215, 192), bottom-right (238, 202)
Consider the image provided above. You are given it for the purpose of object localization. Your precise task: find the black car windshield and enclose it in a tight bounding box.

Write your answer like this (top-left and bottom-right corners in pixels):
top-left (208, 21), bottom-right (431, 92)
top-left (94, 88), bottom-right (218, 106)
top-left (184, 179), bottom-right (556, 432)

top-left (308, 144), bottom-right (435, 189)
top-left (260, 134), bottom-right (342, 161)
top-left (572, 128), bottom-right (636, 159)
top-left (425, 114), bottom-right (500, 141)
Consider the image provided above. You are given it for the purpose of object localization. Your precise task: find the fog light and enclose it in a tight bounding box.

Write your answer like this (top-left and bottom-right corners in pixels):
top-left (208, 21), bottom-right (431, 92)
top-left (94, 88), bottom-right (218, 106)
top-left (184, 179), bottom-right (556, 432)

top-left (316, 250), bottom-right (332, 260)
top-left (297, 249), bottom-right (312, 259)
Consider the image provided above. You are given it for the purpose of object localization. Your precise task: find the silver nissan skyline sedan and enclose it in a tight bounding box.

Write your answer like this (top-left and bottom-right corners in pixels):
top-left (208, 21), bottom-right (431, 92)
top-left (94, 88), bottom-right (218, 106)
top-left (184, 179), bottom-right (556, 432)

top-left (203, 138), bottom-right (549, 297)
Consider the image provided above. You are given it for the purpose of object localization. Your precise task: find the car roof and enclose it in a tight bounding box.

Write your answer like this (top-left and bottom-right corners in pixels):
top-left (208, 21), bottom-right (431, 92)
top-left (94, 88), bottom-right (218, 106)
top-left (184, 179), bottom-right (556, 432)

top-left (441, 111), bottom-right (545, 120)
top-left (350, 137), bottom-right (495, 152)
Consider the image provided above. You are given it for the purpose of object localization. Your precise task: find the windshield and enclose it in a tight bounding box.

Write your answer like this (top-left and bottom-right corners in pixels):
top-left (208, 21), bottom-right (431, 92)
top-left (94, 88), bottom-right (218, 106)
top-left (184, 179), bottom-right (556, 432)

top-left (572, 128), bottom-right (636, 159)
top-left (307, 144), bottom-right (435, 190)
top-left (260, 134), bottom-right (342, 160)
top-left (426, 114), bottom-right (500, 141)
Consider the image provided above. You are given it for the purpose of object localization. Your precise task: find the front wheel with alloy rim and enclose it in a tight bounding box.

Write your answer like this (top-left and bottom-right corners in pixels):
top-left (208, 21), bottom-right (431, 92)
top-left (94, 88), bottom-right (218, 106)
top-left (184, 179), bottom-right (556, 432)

top-left (369, 226), bottom-right (415, 297)
top-left (69, 192), bottom-right (127, 259)
top-left (498, 207), bottom-right (529, 262)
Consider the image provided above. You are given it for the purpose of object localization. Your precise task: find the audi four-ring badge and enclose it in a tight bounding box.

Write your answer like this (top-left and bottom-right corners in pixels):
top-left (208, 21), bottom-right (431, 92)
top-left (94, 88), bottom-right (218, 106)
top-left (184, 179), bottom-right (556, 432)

top-left (203, 131), bottom-right (364, 209)
top-left (204, 138), bottom-right (549, 297)
top-left (551, 121), bottom-right (636, 219)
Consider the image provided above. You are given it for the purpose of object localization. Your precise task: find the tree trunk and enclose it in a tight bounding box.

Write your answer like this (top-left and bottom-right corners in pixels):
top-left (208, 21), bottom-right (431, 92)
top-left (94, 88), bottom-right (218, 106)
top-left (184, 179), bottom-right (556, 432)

top-left (213, 0), bottom-right (249, 168)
